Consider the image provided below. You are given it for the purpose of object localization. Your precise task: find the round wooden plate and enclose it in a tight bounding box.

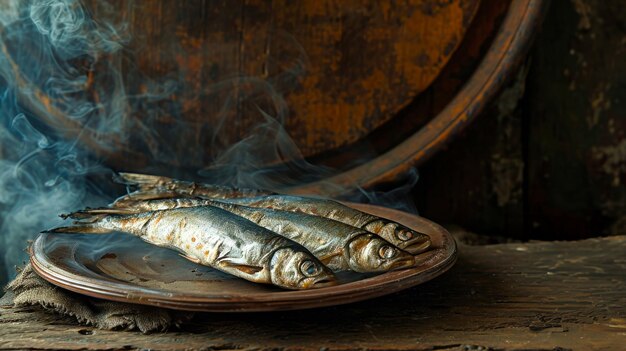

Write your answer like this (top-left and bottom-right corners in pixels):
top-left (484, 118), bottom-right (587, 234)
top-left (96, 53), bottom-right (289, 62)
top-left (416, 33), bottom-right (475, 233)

top-left (30, 203), bottom-right (456, 312)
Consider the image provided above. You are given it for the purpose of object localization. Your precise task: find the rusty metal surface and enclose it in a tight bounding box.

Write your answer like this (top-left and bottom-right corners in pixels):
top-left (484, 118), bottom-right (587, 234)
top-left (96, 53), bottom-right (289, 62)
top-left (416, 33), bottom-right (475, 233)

top-left (0, 0), bottom-right (545, 195)
top-left (291, 0), bottom-right (546, 195)
top-left (30, 203), bottom-right (456, 312)
top-left (0, 0), bottom-right (479, 168)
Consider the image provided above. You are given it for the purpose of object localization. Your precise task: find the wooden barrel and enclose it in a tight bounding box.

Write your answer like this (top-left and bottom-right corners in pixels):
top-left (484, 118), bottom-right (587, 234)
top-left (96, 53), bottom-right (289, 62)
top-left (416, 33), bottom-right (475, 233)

top-left (1, 0), bottom-right (545, 195)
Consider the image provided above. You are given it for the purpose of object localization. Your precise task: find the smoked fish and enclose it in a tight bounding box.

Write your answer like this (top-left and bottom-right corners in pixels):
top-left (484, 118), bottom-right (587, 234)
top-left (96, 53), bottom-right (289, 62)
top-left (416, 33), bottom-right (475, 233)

top-left (71, 199), bottom-right (417, 273)
top-left (50, 206), bottom-right (336, 290)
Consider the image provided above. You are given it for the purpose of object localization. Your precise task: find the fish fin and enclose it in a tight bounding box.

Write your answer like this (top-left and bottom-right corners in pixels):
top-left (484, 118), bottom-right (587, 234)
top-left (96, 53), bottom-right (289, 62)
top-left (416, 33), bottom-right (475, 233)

top-left (110, 195), bottom-right (144, 208)
top-left (114, 172), bottom-right (174, 191)
top-left (114, 172), bottom-right (172, 185)
top-left (179, 253), bottom-right (201, 264)
top-left (59, 207), bottom-right (98, 219)
top-left (318, 251), bottom-right (343, 265)
top-left (112, 190), bottom-right (182, 207)
top-left (44, 224), bottom-right (113, 234)
top-left (220, 261), bottom-right (263, 275)
top-left (69, 207), bottom-right (139, 218)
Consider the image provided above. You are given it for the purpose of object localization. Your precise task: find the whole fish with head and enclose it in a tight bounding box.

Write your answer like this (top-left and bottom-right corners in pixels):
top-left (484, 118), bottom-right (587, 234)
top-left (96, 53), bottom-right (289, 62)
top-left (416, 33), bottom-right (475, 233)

top-left (49, 206), bottom-right (336, 290)
top-left (73, 199), bottom-right (417, 273)
top-left (223, 195), bottom-right (431, 255)
top-left (113, 176), bottom-right (431, 254)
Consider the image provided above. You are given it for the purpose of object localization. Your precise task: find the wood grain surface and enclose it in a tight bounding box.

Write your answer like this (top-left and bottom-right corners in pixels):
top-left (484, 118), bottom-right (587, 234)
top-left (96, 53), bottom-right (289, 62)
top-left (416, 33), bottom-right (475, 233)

top-left (2, 235), bottom-right (625, 350)
top-left (289, 0), bottom-right (545, 194)
top-left (525, 0), bottom-right (626, 240)
top-left (126, 0), bottom-right (479, 157)
top-left (0, 0), bottom-right (545, 194)
top-left (414, 0), bottom-right (626, 242)
top-left (10, 0), bottom-right (478, 167)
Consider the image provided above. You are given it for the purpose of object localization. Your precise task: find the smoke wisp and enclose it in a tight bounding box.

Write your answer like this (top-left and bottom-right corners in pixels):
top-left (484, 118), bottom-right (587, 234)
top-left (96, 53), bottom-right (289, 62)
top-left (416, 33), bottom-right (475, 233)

top-left (0, 0), bottom-right (419, 283)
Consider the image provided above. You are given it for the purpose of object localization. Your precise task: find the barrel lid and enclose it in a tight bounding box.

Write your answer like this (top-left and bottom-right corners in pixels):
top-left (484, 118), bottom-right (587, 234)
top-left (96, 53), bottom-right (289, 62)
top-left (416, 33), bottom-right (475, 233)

top-left (0, 0), bottom-right (545, 195)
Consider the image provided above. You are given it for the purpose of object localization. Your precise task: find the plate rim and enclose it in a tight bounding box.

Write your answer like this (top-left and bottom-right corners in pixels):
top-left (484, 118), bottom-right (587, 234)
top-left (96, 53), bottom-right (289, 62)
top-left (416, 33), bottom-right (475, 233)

top-left (30, 203), bottom-right (457, 312)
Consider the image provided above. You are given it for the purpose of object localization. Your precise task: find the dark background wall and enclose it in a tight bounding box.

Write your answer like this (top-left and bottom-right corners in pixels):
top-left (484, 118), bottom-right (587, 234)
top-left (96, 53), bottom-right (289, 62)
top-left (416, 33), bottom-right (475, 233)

top-left (415, 0), bottom-right (626, 241)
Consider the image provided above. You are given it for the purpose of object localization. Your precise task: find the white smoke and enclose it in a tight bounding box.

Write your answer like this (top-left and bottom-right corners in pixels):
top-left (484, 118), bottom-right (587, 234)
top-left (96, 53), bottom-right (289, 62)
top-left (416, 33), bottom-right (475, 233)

top-left (0, 0), bottom-right (419, 283)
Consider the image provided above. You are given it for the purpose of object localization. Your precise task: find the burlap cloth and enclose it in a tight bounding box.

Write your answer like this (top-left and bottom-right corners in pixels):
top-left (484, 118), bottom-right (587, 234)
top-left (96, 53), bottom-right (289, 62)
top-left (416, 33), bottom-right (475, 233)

top-left (1, 264), bottom-right (194, 333)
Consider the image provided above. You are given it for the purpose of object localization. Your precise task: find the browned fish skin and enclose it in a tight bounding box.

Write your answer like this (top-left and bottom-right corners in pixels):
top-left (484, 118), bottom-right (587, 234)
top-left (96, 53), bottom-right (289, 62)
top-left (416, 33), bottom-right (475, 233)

top-left (208, 201), bottom-right (417, 273)
top-left (51, 206), bottom-right (336, 290)
top-left (111, 173), bottom-right (430, 254)
top-left (79, 198), bottom-right (416, 273)
top-left (114, 172), bottom-right (274, 203)
top-left (225, 196), bottom-right (431, 255)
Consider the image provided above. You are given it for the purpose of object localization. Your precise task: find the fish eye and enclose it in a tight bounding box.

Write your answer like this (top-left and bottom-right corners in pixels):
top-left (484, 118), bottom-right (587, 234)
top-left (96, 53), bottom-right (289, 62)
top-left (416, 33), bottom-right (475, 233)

top-left (379, 245), bottom-right (397, 259)
top-left (300, 260), bottom-right (320, 277)
top-left (396, 227), bottom-right (414, 241)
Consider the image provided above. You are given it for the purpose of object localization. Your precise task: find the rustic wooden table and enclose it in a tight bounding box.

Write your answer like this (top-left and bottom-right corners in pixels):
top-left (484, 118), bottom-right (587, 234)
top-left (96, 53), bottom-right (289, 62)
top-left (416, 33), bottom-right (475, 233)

top-left (1, 236), bottom-right (625, 350)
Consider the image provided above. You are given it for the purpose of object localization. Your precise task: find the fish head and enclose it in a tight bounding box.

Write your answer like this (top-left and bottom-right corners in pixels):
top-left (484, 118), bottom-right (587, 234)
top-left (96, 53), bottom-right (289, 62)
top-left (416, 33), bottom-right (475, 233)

top-left (346, 234), bottom-right (415, 272)
top-left (367, 221), bottom-right (432, 255)
top-left (269, 248), bottom-right (337, 289)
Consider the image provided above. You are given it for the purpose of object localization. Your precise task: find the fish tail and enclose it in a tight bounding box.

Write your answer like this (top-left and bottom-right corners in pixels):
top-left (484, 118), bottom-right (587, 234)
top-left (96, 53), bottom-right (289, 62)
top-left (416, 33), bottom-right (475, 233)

top-left (64, 207), bottom-right (139, 220)
top-left (114, 172), bottom-right (172, 190)
top-left (112, 190), bottom-right (180, 208)
top-left (45, 223), bottom-right (113, 234)
top-left (52, 210), bottom-right (147, 237)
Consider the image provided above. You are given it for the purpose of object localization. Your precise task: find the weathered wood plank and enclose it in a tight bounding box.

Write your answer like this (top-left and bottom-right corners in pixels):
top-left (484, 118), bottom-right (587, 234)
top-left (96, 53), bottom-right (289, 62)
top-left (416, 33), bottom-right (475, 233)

top-left (525, 0), bottom-right (626, 239)
top-left (415, 0), bottom-right (626, 241)
top-left (415, 65), bottom-right (527, 240)
top-left (1, 236), bottom-right (625, 350)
